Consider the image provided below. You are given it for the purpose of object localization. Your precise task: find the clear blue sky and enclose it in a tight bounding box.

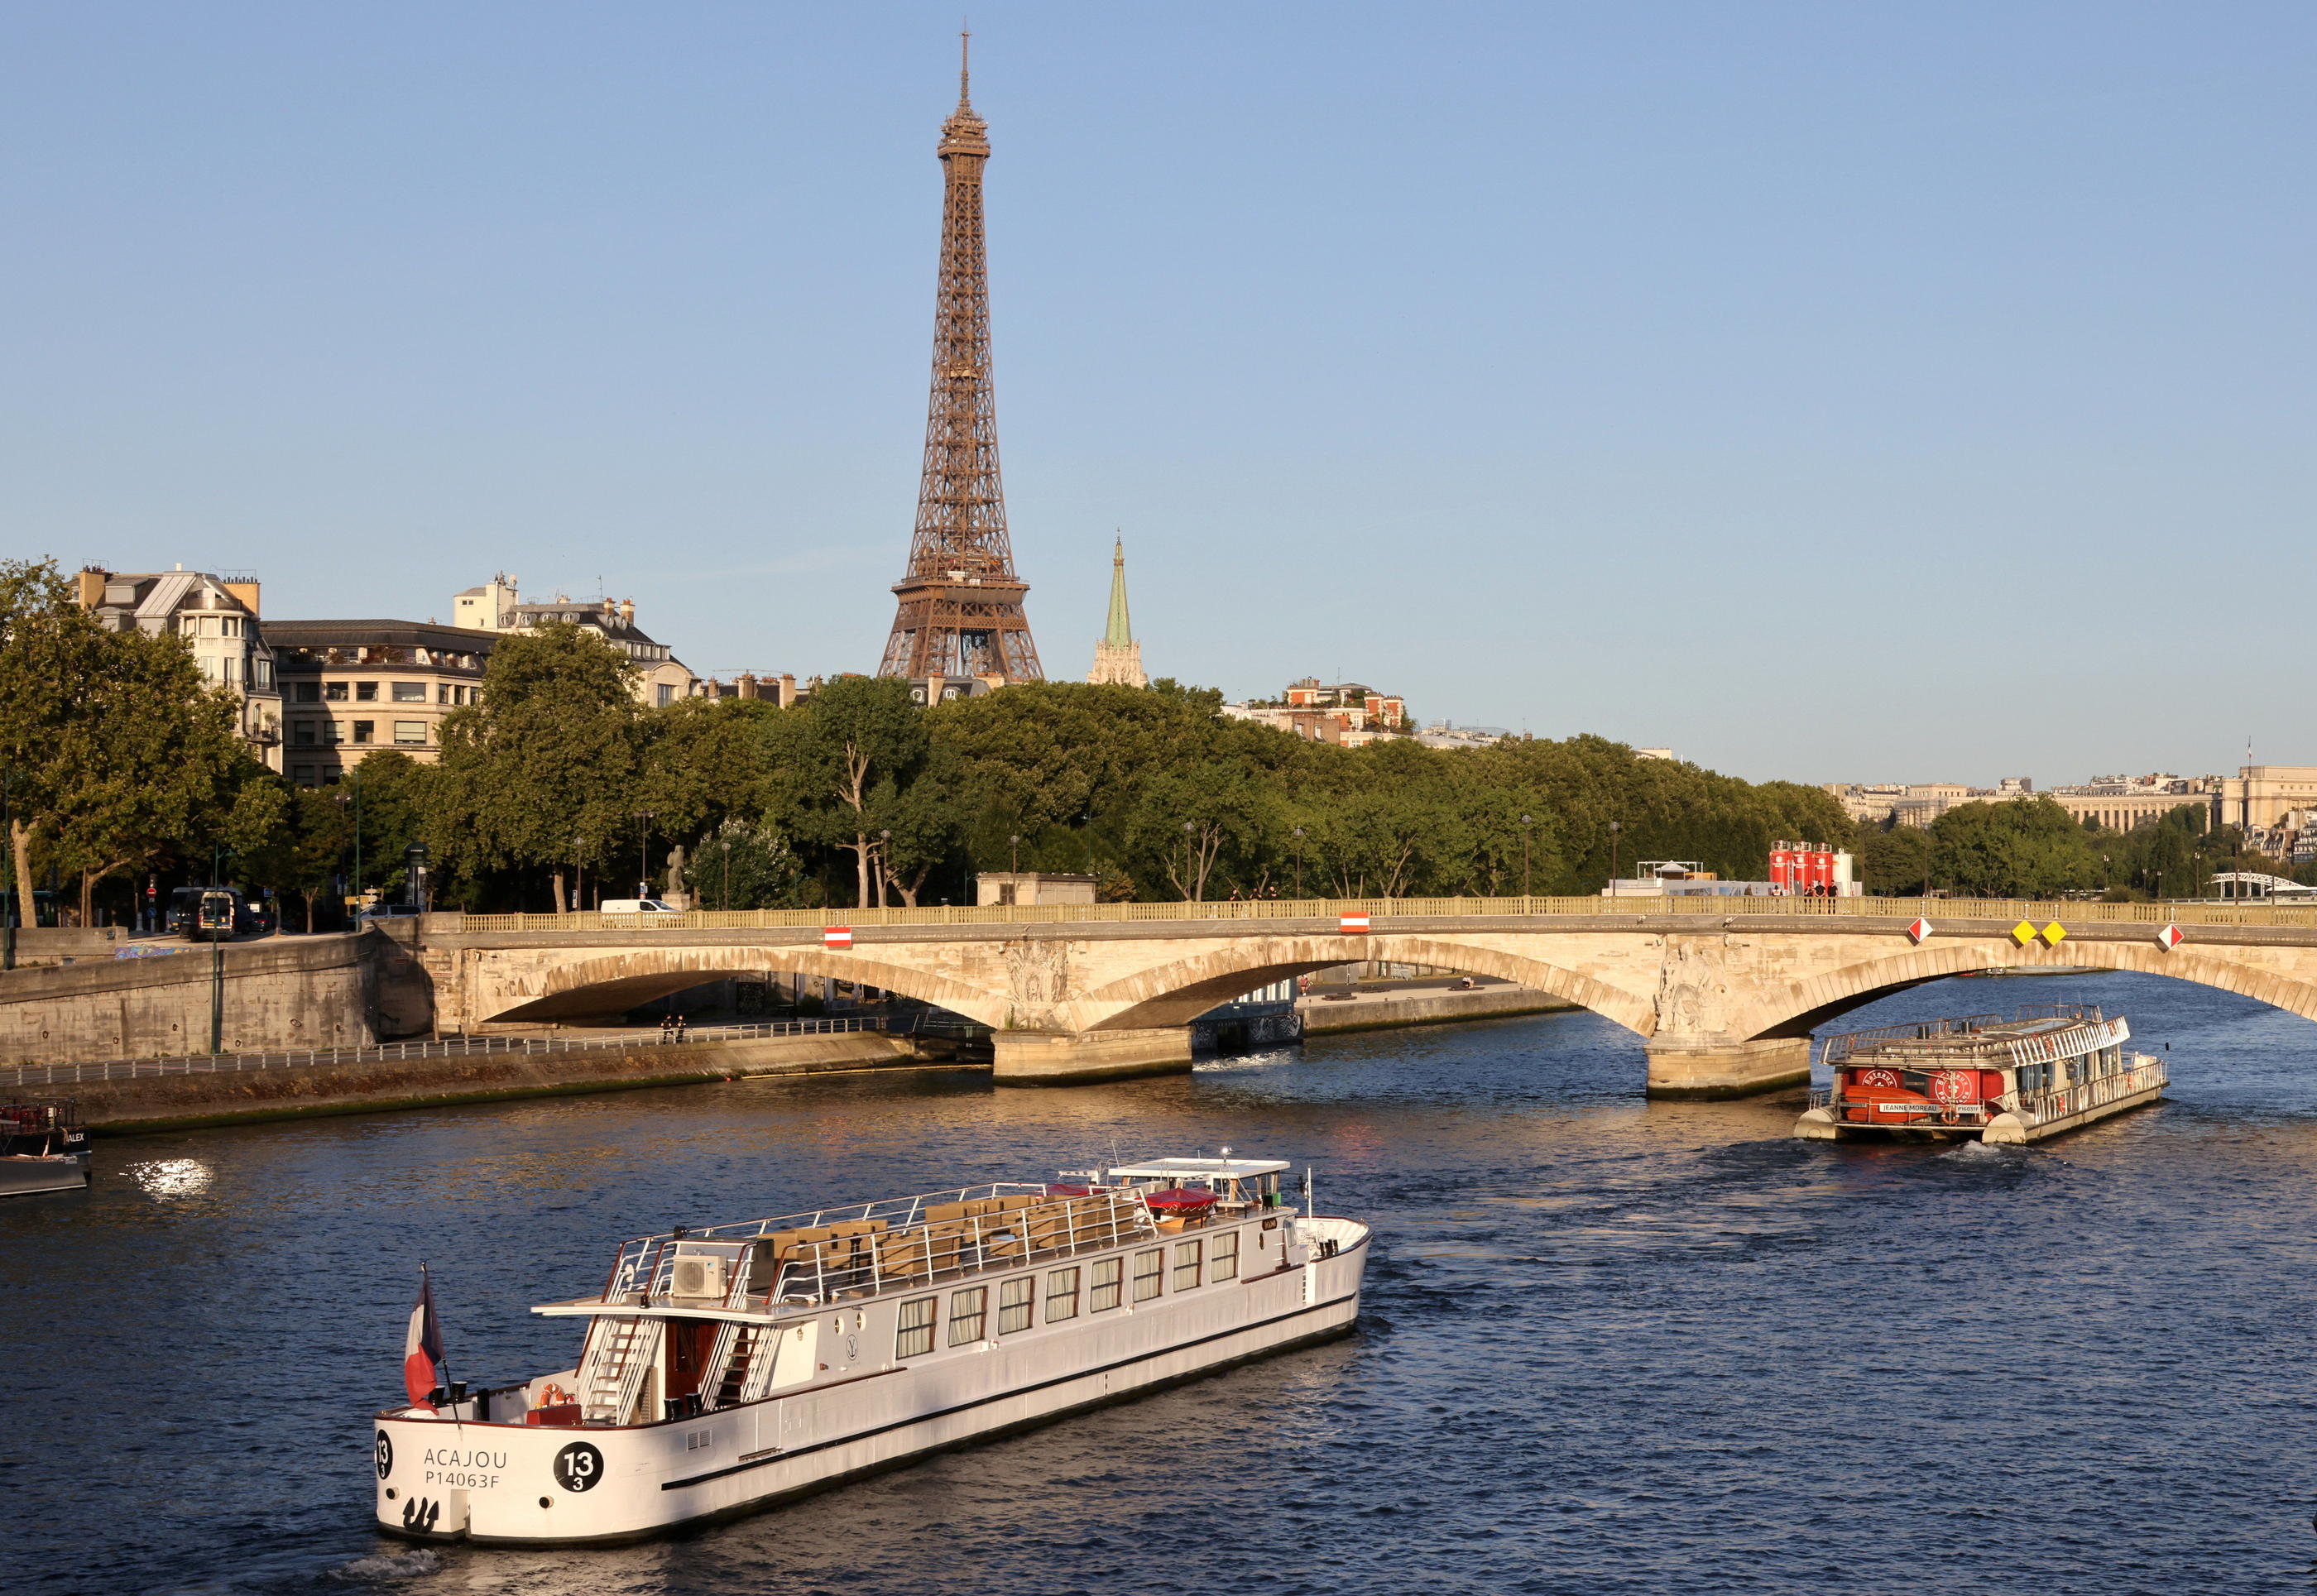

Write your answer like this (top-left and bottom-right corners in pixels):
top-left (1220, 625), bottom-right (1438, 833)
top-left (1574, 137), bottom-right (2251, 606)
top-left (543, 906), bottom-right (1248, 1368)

top-left (5, 3), bottom-right (2313, 786)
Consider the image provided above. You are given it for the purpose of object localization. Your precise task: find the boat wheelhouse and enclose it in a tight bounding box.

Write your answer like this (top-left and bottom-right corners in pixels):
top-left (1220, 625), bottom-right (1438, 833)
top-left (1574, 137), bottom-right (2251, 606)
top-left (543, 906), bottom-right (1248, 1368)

top-left (0, 1101), bottom-right (90, 1197)
top-left (373, 1153), bottom-right (1368, 1545)
top-left (1794, 1004), bottom-right (2166, 1145)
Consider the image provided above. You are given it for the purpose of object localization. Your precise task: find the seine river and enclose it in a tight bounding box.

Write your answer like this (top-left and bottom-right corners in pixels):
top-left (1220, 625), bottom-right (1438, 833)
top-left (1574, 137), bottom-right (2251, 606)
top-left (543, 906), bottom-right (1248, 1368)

top-left (7, 971), bottom-right (2317, 1595)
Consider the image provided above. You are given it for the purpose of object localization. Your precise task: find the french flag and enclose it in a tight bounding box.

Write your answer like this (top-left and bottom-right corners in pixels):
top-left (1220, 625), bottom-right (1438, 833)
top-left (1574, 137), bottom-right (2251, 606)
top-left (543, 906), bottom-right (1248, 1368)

top-left (403, 1269), bottom-right (447, 1410)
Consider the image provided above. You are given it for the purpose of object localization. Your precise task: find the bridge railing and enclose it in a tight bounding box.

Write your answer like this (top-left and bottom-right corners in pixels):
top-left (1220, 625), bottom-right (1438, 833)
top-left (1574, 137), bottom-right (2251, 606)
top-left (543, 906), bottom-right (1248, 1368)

top-left (442, 895), bottom-right (2317, 934)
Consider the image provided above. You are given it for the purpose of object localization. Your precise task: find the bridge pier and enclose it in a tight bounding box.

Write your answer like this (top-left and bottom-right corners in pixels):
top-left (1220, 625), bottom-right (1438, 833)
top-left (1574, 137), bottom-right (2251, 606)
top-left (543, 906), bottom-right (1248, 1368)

top-left (991, 1027), bottom-right (1194, 1086)
top-left (1643, 1037), bottom-right (1811, 1100)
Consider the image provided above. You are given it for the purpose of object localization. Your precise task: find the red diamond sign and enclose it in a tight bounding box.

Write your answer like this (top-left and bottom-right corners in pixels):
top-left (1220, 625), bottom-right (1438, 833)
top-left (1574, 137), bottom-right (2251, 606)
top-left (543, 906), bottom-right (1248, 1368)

top-left (1907, 918), bottom-right (1932, 945)
top-left (1339, 913), bottom-right (1370, 935)
top-left (823, 926), bottom-right (853, 950)
top-left (2156, 923), bottom-right (2182, 952)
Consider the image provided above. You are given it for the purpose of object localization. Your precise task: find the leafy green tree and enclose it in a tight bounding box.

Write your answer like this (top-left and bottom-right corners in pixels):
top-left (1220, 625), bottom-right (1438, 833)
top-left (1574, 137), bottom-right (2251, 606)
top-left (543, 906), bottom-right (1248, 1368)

top-left (688, 817), bottom-right (808, 910)
top-left (1862, 822), bottom-right (1933, 895)
top-left (1927, 797), bottom-right (2099, 898)
top-left (429, 623), bottom-right (641, 911)
top-left (765, 676), bottom-right (928, 908)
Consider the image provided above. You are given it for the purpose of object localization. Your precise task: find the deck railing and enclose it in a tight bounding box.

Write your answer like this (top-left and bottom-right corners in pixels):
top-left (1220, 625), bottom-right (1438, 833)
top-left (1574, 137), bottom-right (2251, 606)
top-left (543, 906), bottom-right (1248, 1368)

top-left (0, 1015), bottom-right (895, 1089)
top-left (605, 1183), bottom-right (1163, 1309)
top-left (442, 894), bottom-right (2317, 934)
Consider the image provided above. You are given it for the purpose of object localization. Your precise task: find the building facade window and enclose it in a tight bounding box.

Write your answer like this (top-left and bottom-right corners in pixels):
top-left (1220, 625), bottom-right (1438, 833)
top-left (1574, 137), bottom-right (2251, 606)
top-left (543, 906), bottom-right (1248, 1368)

top-left (1173, 1240), bottom-right (1202, 1292)
top-left (1211, 1231), bottom-right (1239, 1281)
top-left (656, 684), bottom-right (674, 707)
top-left (355, 682), bottom-right (377, 702)
top-left (291, 764), bottom-right (316, 786)
top-left (293, 722), bottom-right (317, 746)
top-left (324, 721), bottom-right (344, 744)
top-left (392, 721), bottom-right (427, 745)
top-left (1131, 1249), bottom-right (1163, 1302)
top-left (351, 721), bottom-right (375, 745)
top-left (895, 1296), bottom-right (936, 1359)
top-left (1044, 1267), bottom-right (1080, 1323)
top-left (1089, 1257), bottom-right (1123, 1312)
top-left (392, 682), bottom-right (425, 702)
top-left (947, 1287), bottom-right (987, 1346)
top-left (324, 683), bottom-right (348, 702)
top-left (997, 1276), bottom-right (1034, 1335)
top-left (293, 681), bottom-right (319, 702)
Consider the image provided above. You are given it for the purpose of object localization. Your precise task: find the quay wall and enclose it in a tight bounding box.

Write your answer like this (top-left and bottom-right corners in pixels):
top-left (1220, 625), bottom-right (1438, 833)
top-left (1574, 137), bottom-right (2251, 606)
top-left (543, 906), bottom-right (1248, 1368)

top-left (1299, 985), bottom-right (1577, 1036)
top-left (76, 1032), bottom-right (941, 1132)
top-left (0, 932), bottom-right (415, 1065)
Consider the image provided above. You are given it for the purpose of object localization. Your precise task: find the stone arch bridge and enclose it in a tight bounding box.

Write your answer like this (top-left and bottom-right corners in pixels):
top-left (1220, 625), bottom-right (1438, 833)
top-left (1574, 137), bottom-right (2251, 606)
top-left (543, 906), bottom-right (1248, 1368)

top-left (410, 898), bottom-right (2317, 1095)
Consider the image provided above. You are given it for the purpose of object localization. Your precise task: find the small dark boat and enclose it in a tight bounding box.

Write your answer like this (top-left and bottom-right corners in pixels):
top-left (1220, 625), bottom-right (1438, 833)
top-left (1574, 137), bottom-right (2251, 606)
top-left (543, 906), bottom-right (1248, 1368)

top-left (0, 1101), bottom-right (92, 1196)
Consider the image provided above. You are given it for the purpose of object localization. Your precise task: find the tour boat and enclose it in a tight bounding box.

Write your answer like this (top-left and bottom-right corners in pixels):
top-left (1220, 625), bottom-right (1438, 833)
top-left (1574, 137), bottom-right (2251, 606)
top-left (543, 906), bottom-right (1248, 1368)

top-left (0, 1101), bottom-right (91, 1197)
top-left (373, 1154), bottom-right (1369, 1545)
top-left (1794, 1004), bottom-right (2165, 1145)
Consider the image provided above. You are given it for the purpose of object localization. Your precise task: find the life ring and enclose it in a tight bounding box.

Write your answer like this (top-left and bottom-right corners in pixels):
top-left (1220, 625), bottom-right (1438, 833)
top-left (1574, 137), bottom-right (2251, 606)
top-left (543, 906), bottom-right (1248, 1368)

top-left (537, 1381), bottom-right (573, 1409)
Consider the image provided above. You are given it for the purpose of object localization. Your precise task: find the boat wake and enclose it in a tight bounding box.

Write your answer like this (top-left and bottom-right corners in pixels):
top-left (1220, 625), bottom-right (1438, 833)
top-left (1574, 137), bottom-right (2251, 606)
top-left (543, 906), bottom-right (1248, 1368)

top-left (329, 1547), bottom-right (442, 1582)
top-left (1937, 1140), bottom-right (2029, 1166)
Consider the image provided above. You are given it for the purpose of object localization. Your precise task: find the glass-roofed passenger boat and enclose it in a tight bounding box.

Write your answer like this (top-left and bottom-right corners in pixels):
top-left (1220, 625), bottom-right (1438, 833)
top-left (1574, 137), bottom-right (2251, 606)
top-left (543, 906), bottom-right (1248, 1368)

top-left (373, 1153), bottom-right (1369, 1545)
top-left (1794, 1004), bottom-right (2166, 1145)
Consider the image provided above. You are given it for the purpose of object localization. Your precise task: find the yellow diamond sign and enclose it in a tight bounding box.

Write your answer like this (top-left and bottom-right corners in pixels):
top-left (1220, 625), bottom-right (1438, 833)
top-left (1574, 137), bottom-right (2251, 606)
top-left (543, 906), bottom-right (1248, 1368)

top-left (2012, 920), bottom-right (2037, 946)
top-left (2041, 921), bottom-right (2067, 947)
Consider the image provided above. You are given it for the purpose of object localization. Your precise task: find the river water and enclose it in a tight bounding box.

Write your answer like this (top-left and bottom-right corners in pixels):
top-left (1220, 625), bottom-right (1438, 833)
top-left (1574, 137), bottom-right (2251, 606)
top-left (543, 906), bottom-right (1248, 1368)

top-left (7, 971), bottom-right (2317, 1595)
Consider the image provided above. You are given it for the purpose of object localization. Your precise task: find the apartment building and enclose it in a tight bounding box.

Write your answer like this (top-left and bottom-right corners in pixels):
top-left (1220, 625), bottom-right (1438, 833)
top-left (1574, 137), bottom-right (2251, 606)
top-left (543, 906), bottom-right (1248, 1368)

top-left (452, 573), bottom-right (698, 707)
top-left (265, 621), bottom-right (496, 785)
top-left (74, 565), bottom-right (285, 770)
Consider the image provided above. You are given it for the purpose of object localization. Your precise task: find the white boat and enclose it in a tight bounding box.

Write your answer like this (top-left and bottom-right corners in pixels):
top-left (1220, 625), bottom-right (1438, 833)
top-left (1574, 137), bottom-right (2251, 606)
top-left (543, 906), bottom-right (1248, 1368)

top-left (373, 1153), bottom-right (1369, 1545)
top-left (0, 1101), bottom-right (91, 1197)
top-left (1795, 1004), bottom-right (2166, 1145)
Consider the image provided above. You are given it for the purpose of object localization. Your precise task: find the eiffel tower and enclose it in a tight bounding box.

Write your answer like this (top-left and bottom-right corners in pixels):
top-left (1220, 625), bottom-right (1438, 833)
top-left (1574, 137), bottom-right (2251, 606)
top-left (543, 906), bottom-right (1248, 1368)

top-left (878, 32), bottom-right (1043, 697)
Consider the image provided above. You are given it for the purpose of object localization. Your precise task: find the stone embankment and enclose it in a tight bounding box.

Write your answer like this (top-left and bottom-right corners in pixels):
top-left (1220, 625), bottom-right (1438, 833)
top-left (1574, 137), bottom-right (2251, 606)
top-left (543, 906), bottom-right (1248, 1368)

top-left (1299, 981), bottom-right (1576, 1035)
top-left (70, 1031), bottom-right (945, 1132)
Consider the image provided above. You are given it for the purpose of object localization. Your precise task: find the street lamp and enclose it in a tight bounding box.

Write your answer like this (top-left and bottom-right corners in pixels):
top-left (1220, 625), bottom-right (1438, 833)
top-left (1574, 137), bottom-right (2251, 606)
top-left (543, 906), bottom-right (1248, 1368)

top-left (1520, 814), bottom-right (1533, 897)
top-left (1183, 820), bottom-right (1197, 903)
top-left (1292, 827), bottom-right (1305, 899)
top-left (1009, 833), bottom-right (1020, 875)
top-left (1, 768), bottom-right (14, 971)
top-left (636, 812), bottom-right (655, 899)
top-left (1609, 820), bottom-right (1623, 897)
top-left (880, 829), bottom-right (893, 908)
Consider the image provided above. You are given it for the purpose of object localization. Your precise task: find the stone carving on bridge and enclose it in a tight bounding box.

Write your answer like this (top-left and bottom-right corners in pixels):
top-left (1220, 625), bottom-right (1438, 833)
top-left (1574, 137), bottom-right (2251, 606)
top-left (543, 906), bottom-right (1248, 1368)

top-left (1653, 935), bottom-right (1744, 1042)
top-left (1005, 938), bottom-right (1072, 1031)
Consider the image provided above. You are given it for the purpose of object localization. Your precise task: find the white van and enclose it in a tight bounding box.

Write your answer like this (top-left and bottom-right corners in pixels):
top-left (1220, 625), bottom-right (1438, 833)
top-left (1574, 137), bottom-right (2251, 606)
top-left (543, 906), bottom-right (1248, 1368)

top-left (600, 899), bottom-right (679, 915)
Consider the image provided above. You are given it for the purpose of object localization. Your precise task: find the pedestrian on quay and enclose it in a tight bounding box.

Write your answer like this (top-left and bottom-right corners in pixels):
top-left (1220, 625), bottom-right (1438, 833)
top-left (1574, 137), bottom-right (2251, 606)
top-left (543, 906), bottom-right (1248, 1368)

top-left (659, 1012), bottom-right (675, 1044)
top-left (674, 1014), bottom-right (689, 1043)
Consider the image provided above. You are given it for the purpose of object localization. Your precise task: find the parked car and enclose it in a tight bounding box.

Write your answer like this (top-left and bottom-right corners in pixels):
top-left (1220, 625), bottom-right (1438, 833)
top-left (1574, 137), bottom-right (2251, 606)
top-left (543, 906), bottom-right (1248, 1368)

top-left (601, 899), bottom-right (679, 915)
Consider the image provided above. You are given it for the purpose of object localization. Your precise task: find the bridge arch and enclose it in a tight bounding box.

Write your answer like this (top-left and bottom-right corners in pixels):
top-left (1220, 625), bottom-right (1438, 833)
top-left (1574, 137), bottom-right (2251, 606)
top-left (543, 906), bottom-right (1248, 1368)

top-left (1745, 941), bottom-right (2317, 1042)
top-left (480, 947), bottom-right (1012, 1029)
top-left (1081, 933), bottom-right (1657, 1037)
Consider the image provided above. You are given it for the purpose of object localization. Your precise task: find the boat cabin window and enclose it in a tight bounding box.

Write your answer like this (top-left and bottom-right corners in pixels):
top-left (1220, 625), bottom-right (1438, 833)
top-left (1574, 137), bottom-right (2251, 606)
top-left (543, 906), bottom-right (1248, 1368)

top-left (1045, 1267), bottom-right (1080, 1323)
top-left (948, 1287), bottom-right (988, 1345)
top-left (1132, 1249), bottom-right (1164, 1303)
top-left (997, 1275), bottom-right (1034, 1335)
top-left (895, 1296), bottom-right (937, 1359)
top-left (1089, 1257), bottom-right (1124, 1312)
top-left (1173, 1240), bottom-right (1202, 1292)
top-left (1211, 1232), bottom-right (1239, 1281)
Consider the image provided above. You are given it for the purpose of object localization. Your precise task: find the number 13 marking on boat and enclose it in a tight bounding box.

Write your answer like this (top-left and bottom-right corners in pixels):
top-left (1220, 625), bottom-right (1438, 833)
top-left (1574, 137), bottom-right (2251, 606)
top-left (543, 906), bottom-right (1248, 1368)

top-left (554, 1442), bottom-right (604, 1493)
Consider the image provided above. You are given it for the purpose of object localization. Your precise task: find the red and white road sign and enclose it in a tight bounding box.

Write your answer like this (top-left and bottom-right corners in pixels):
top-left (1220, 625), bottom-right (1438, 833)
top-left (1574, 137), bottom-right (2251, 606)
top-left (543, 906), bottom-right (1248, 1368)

top-left (2155, 923), bottom-right (2182, 952)
top-left (1339, 913), bottom-right (1370, 935)
top-left (823, 926), bottom-right (853, 950)
top-left (1907, 917), bottom-right (1933, 945)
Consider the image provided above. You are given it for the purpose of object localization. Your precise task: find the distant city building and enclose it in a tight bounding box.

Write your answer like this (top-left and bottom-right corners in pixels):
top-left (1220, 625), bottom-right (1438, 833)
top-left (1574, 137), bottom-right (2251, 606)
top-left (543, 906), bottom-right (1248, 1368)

top-left (2214, 766), bottom-right (2317, 834)
top-left (1417, 722), bottom-right (1511, 750)
top-left (693, 672), bottom-right (811, 707)
top-left (1825, 773), bottom-right (2216, 832)
top-left (453, 573), bottom-right (698, 707)
top-left (265, 620), bottom-right (496, 785)
top-left (74, 565), bottom-right (283, 770)
top-left (1634, 747), bottom-right (1674, 762)
top-left (1225, 678), bottom-right (1411, 747)
top-left (1086, 539), bottom-right (1147, 688)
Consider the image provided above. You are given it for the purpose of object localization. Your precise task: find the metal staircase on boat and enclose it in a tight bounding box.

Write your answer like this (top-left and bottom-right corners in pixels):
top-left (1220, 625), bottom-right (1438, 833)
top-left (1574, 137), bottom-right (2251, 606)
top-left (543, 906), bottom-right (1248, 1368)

top-left (578, 1316), bottom-right (664, 1426)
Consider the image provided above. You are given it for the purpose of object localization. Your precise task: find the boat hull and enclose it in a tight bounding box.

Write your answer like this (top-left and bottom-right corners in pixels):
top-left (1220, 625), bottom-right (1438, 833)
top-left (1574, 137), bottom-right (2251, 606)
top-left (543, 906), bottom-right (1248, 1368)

top-left (375, 1221), bottom-right (1369, 1545)
top-left (0, 1154), bottom-right (90, 1198)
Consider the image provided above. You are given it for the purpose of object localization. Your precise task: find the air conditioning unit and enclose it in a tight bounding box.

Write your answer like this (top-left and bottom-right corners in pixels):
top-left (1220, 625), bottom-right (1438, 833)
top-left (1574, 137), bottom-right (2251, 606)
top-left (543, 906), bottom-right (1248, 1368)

top-left (670, 1256), bottom-right (727, 1298)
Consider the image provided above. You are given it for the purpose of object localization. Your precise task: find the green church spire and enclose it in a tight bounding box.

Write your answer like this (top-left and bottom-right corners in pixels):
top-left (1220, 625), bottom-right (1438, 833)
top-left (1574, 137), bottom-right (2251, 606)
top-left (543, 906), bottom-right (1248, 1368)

top-left (1104, 535), bottom-right (1133, 647)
